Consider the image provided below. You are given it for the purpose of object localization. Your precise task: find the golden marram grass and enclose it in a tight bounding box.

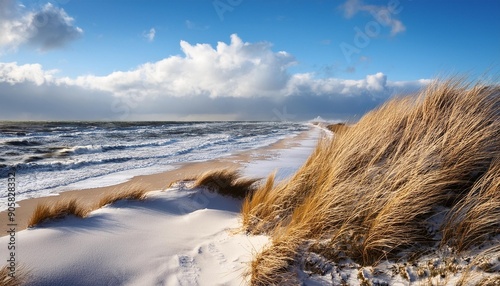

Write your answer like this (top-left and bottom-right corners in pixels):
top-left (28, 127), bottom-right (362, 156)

top-left (242, 79), bottom-right (500, 285)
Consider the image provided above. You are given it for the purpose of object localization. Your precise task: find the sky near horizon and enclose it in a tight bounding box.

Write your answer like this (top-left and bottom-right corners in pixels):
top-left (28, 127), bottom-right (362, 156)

top-left (0, 0), bottom-right (499, 121)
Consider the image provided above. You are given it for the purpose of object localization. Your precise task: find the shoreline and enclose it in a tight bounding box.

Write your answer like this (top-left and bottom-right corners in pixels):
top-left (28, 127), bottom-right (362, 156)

top-left (0, 127), bottom-right (316, 234)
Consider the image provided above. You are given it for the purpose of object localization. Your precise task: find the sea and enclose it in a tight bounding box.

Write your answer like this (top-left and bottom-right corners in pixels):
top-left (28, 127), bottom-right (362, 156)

top-left (0, 121), bottom-right (308, 211)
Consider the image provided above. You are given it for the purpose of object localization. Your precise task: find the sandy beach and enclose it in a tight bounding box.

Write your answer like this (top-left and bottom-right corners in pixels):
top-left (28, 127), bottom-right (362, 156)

top-left (0, 127), bottom-right (316, 234)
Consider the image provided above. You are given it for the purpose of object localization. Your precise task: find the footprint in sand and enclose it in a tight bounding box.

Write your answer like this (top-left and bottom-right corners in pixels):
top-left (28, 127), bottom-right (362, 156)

top-left (177, 255), bottom-right (200, 286)
top-left (208, 242), bottom-right (229, 267)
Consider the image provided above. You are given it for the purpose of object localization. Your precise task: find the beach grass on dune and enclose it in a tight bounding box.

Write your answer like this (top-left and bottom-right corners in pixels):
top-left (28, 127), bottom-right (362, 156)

top-left (28, 199), bottom-right (89, 228)
top-left (27, 185), bottom-right (150, 228)
top-left (0, 265), bottom-right (29, 286)
top-left (193, 169), bottom-right (260, 199)
top-left (242, 79), bottom-right (500, 285)
top-left (97, 185), bottom-right (149, 208)
top-left (325, 122), bottom-right (349, 134)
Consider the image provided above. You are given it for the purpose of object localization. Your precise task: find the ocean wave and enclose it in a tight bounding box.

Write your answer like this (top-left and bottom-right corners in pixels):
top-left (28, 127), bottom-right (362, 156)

top-left (0, 121), bottom-right (308, 211)
top-left (4, 140), bottom-right (43, 147)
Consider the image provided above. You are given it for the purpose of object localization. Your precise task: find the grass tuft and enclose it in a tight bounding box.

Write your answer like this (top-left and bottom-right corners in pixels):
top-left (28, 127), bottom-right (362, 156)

top-left (326, 123), bottom-right (349, 134)
top-left (28, 199), bottom-right (89, 228)
top-left (193, 169), bottom-right (259, 199)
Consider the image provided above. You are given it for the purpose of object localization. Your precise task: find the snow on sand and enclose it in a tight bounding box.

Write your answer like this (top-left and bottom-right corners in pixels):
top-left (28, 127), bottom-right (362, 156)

top-left (0, 128), bottom-right (322, 285)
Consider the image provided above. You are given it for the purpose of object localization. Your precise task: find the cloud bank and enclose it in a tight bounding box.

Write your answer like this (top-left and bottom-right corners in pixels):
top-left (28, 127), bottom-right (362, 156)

top-left (0, 34), bottom-right (429, 121)
top-left (0, 1), bottom-right (82, 52)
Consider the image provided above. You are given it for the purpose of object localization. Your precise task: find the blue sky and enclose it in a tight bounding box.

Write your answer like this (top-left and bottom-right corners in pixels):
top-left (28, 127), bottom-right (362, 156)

top-left (0, 0), bottom-right (499, 120)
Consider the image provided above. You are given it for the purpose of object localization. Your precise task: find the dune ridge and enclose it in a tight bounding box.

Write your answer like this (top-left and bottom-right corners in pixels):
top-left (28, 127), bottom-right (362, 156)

top-left (242, 79), bottom-right (500, 285)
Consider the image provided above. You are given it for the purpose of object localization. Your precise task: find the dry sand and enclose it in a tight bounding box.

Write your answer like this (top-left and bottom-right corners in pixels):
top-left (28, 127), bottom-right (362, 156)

top-left (0, 128), bottom-right (314, 234)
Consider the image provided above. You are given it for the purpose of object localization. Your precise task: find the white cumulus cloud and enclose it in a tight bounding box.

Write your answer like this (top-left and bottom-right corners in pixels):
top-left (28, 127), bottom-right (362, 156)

top-left (285, 72), bottom-right (389, 98)
top-left (0, 62), bottom-right (57, 85)
top-left (0, 1), bottom-right (83, 52)
top-left (67, 34), bottom-right (297, 98)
